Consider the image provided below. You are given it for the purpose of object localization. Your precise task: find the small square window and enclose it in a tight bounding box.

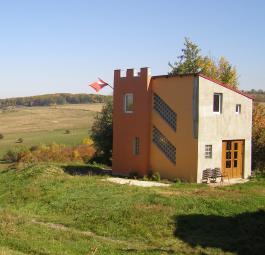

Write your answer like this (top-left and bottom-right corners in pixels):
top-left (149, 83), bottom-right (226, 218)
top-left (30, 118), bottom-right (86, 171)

top-left (133, 137), bottom-right (140, 155)
top-left (236, 104), bottom-right (241, 114)
top-left (213, 93), bottom-right (222, 113)
top-left (124, 93), bottom-right (133, 113)
top-left (205, 145), bottom-right (212, 159)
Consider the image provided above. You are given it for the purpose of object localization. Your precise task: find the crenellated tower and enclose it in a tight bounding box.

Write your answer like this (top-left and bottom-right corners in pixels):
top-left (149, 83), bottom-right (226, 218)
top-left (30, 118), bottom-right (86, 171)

top-left (112, 67), bottom-right (152, 177)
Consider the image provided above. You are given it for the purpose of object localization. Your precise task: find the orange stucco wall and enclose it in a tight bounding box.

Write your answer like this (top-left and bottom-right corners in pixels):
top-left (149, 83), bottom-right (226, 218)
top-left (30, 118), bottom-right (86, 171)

top-left (150, 76), bottom-right (198, 181)
top-left (112, 68), bottom-right (152, 177)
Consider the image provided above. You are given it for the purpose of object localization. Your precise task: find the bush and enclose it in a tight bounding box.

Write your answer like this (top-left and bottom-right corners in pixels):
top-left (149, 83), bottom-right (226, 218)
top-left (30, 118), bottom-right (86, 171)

top-left (16, 138), bottom-right (24, 143)
top-left (64, 130), bottom-right (71, 134)
top-left (83, 137), bottom-right (93, 146)
top-left (252, 103), bottom-right (265, 169)
top-left (0, 133), bottom-right (4, 140)
top-left (91, 99), bottom-right (113, 165)
top-left (4, 146), bottom-right (30, 163)
top-left (3, 143), bottom-right (95, 164)
top-left (151, 172), bottom-right (161, 182)
top-left (129, 171), bottom-right (139, 179)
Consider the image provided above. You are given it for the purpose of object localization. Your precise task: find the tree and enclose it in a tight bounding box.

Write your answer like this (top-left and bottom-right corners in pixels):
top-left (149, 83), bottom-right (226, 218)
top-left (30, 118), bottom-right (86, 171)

top-left (252, 103), bottom-right (265, 170)
top-left (169, 37), bottom-right (201, 75)
top-left (169, 38), bottom-right (239, 88)
top-left (90, 99), bottom-right (113, 164)
top-left (217, 57), bottom-right (238, 88)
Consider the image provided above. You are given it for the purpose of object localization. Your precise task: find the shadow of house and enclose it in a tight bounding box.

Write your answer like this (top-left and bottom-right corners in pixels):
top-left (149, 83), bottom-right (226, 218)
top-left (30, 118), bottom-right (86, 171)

top-left (62, 165), bottom-right (112, 176)
top-left (174, 210), bottom-right (265, 255)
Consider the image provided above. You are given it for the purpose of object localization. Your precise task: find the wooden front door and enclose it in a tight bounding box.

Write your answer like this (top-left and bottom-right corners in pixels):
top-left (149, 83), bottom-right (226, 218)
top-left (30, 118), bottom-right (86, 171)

top-left (222, 140), bottom-right (244, 179)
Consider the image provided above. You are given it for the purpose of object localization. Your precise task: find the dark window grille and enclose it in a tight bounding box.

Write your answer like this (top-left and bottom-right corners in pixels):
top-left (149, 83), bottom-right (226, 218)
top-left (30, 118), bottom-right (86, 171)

top-left (152, 126), bottom-right (176, 164)
top-left (154, 93), bottom-right (177, 131)
top-left (133, 137), bottom-right (140, 155)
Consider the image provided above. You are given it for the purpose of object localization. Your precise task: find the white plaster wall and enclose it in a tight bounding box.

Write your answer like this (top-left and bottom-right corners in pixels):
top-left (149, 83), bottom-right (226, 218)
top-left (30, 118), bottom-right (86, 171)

top-left (197, 77), bottom-right (252, 183)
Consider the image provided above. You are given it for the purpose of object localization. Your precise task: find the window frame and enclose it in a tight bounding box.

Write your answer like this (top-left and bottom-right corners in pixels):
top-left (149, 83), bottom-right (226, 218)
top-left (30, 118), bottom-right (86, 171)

top-left (124, 93), bottom-right (133, 113)
top-left (132, 137), bottom-right (140, 155)
top-left (236, 104), bottom-right (241, 114)
top-left (213, 93), bottom-right (223, 114)
top-left (205, 145), bottom-right (212, 159)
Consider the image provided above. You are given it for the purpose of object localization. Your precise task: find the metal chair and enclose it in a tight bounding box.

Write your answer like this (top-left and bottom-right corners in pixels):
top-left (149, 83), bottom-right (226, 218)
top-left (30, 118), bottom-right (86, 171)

top-left (212, 167), bottom-right (229, 183)
top-left (202, 168), bottom-right (212, 183)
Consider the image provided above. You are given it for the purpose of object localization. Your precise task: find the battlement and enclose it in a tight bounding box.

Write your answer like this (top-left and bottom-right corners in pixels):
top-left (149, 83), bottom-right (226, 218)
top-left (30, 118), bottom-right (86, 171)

top-left (114, 67), bottom-right (151, 80)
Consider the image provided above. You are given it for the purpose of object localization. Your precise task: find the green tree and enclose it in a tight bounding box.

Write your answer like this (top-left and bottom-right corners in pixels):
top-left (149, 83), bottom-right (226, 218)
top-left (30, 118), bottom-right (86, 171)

top-left (91, 99), bottom-right (113, 164)
top-left (169, 38), bottom-right (239, 88)
top-left (169, 37), bottom-right (201, 75)
top-left (217, 57), bottom-right (238, 88)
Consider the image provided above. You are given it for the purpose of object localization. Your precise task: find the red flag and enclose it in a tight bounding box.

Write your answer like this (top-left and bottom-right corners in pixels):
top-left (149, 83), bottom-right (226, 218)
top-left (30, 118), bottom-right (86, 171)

top-left (89, 78), bottom-right (109, 92)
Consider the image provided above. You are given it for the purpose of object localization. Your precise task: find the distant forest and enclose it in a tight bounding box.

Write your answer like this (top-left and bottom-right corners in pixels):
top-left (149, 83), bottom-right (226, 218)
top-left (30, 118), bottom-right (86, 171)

top-left (244, 89), bottom-right (265, 103)
top-left (0, 93), bottom-right (112, 108)
top-left (0, 89), bottom-right (264, 109)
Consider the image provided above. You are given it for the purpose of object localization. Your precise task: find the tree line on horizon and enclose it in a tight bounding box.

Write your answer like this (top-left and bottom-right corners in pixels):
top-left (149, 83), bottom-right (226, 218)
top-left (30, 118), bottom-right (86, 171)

top-left (0, 93), bottom-right (112, 108)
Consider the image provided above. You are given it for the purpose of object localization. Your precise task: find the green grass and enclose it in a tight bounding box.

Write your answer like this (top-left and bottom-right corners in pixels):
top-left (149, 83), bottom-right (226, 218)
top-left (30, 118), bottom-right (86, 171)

top-left (0, 128), bottom-right (89, 158)
top-left (0, 104), bottom-right (101, 158)
top-left (0, 164), bottom-right (264, 254)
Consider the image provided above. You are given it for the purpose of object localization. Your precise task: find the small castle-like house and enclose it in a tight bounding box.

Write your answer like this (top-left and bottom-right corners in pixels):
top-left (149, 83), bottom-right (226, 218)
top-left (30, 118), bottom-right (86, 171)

top-left (112, 67), bottom-right (253, 183)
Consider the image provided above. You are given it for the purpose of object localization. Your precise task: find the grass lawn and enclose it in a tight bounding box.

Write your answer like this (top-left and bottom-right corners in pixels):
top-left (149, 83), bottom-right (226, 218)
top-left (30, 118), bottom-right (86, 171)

top-left (0, 164), bottom-right (264, 254)
top-left (0, 104), bottom-right (102, 158)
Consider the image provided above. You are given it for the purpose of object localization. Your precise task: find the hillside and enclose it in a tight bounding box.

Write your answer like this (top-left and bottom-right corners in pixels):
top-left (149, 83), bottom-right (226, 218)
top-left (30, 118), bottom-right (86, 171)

top-left (244, 89), bottom-right (265, 103)
top-left (0, 93), bottom-right (111, 108)
top-left (0, 164), bottom-right (264, 254)
top-left (0, 104), bottom-right (103, 158)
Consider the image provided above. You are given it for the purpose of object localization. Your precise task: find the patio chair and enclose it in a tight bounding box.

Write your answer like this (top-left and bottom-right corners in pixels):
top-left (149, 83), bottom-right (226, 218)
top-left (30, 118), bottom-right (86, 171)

top-left (202, 168), bottom-right (212, 183)
top-left (212, 167), bottom-right (229, 183)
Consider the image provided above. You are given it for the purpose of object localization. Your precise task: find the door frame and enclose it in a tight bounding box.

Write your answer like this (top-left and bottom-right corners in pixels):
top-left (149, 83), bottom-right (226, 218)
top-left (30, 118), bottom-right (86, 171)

top-left (222, 139), bottom-right (245, 179)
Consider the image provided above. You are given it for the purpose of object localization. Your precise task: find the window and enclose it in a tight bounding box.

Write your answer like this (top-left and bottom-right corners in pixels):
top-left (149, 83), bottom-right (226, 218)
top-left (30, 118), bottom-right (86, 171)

top-left (152, 126), bottom-right (176, 164)
top-left (133, 137), bottom-right (140, 155)
top-left (236, 104), bottom-right (241, 114)
top-left (153, 93), bottom-right (177, 131)
top-left (213, 93), bottom-right (222, 113)
top-left (124, 93), bottom-right (133, 113)
top-left (205, 145), bottom-right (212, 159)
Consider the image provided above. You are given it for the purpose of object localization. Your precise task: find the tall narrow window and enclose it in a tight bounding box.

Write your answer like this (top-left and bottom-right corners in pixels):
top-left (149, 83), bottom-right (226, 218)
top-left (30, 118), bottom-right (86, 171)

top-left (205, 145), bottom-right (212, 159)
top-left (133, 137), bottom-right (140, 155)
top-left (236, 104), bottom-right (241, 114)
top-left (124, 93), bottom-right (133, 113)
top-left (213, 93), bottom-right (222, 113)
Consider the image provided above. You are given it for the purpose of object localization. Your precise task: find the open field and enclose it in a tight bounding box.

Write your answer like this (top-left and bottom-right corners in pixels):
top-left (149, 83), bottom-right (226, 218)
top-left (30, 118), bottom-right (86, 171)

top-left (0, 164), bottom-right (264, 254)
top-left (0, 104), bottom-right (102, 158)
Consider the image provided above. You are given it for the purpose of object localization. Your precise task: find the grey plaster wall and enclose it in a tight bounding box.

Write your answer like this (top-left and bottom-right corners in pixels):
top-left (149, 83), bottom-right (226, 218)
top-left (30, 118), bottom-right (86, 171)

top-left (197, 77), bottom-right (252, 183)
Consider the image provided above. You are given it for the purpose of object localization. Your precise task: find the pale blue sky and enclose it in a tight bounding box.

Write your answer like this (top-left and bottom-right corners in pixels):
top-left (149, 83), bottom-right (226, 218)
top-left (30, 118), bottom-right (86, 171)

top-left (0, 0), bottom-right (265, 98)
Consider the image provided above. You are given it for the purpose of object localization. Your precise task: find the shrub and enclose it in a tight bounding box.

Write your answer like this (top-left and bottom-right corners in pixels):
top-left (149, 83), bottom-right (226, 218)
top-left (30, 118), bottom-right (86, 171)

top-left (16, 138), bottom-right (24, 143)
top-left (83, 137), bottom-right (93, 146)
top-left (4, 146), bottom-right (30, 163)
top-left (64, 129), bottom-right (71, 134)
top-left (91, 99), bottom-right (113, 165)
top-left (151, 172), bottom-right (161, 182)
top-left (129, 171), bottom-right (139, 179)
top-left (142, 175), bottom-right (150, 181)
top-left (252, 103), bottom-right (265, 169)
top-left (3, 143), bottom-right (95, 164)
top-left (0, 133), bottom-right (4, 140)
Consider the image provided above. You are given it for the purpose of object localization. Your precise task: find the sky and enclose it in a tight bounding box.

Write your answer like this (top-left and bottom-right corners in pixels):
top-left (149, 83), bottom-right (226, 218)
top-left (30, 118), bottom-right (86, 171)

top-left (0, 0), bottom-right (265, 99)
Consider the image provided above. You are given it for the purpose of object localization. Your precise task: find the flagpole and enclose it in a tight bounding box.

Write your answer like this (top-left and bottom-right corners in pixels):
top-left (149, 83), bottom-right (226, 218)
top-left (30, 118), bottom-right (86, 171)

top-left (107, 84), bottom-right (113, 89)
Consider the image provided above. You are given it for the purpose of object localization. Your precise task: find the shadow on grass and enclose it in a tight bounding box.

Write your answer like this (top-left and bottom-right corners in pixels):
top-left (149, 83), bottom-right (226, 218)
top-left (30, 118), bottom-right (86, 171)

top-left (62, 164), bottom-right (112, 176)
top-left (174, 210), bottom-right (265, 255)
